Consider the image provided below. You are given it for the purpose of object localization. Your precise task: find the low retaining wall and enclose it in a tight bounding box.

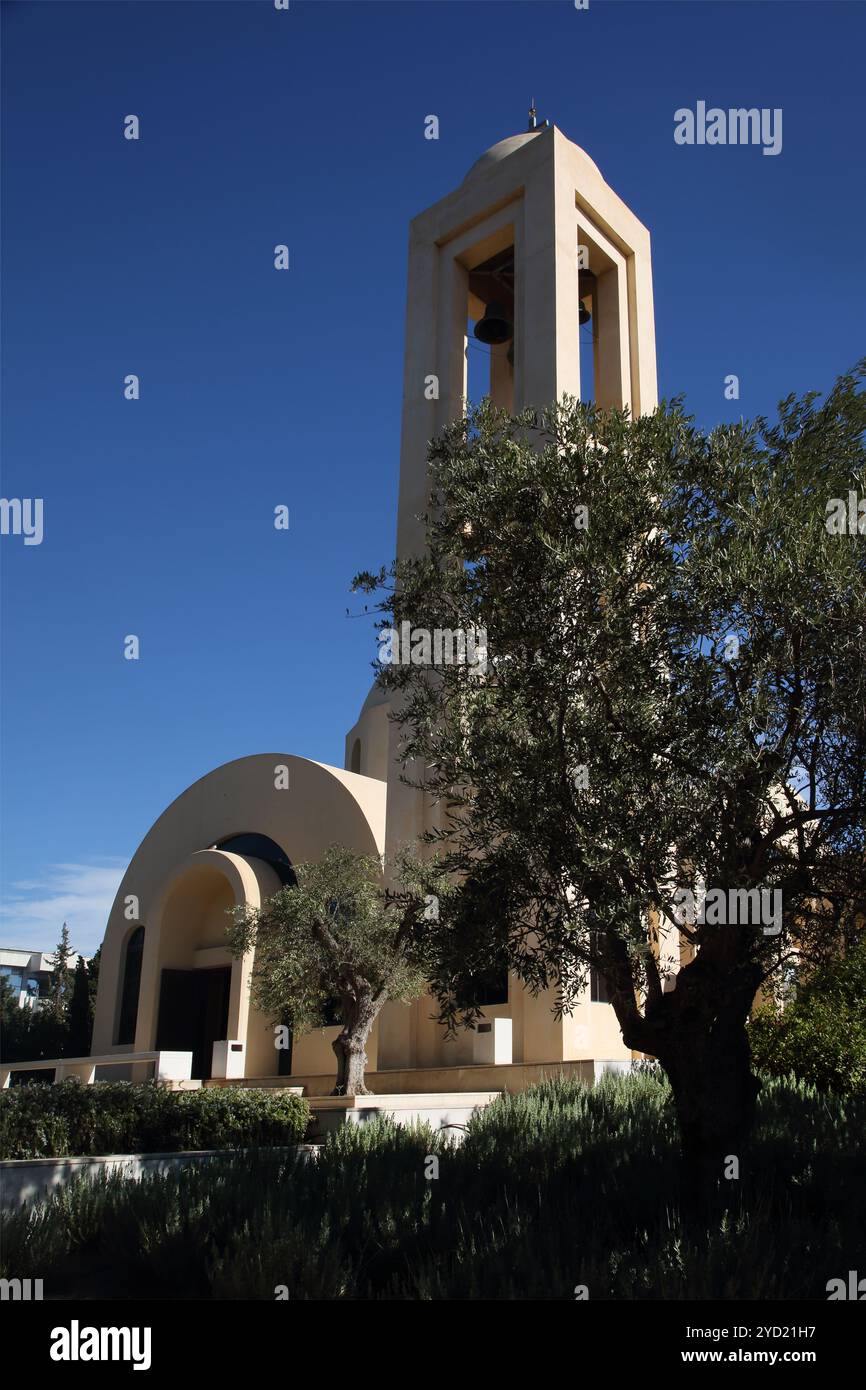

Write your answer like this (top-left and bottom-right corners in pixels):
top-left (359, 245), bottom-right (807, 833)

top-left (0, 1146), bottom-right (314, 1211)
top-left (307, 1091), bottom-right (500, 1138)
top-left (217, 1059), bottom-right (631, 1096)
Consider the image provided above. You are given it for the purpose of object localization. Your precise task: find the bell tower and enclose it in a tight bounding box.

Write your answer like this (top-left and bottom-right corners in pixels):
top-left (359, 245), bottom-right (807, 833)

top-left (375, 120), bottom-right (659, 849)
top-left (395, 119), bottom-right (658, 563)
top-left (344, 120), bottom-right (658, 1076)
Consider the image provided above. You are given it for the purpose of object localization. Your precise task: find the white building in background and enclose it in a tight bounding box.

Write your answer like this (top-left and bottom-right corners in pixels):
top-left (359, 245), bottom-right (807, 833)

top-left (0, 947), bottom-right (87, 1009)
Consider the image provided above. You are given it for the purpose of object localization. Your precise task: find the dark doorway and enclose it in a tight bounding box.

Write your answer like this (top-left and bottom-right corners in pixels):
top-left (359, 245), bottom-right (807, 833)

top-left (155, 967), bottom-right (231, 1080)
top-left (277, 1013), bottom-right (294, 1077)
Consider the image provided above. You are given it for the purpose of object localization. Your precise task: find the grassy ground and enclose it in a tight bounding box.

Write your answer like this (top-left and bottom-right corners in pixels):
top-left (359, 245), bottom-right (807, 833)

top-left (2, 1070), bottom-right (863, 1300)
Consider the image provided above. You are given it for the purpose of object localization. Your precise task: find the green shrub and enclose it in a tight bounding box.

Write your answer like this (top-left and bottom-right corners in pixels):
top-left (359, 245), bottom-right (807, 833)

top-left (0, 1081), bottom-right (310, 1159)
top-left (209, 1219), bottom-right (350, 1300)
top-left (2, 1073), bottom-right (863, 1299)
top-left (749, 937), bottom-right (866, 1094)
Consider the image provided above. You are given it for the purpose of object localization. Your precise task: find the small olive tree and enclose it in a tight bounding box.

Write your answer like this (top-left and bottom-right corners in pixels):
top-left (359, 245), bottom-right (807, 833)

top-left (227, 845), bottom-right (428, 1096)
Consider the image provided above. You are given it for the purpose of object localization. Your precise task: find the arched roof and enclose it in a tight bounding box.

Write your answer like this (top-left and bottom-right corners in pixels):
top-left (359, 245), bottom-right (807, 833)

top-left (463, 126), bottom-right (602, 182)
top-left (102, 753), bottom-right (386, 941)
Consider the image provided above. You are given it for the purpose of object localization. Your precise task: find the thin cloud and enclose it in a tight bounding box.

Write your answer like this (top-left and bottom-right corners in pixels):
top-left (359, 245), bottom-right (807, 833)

top-left (0, 860), bottom-right (127, 956)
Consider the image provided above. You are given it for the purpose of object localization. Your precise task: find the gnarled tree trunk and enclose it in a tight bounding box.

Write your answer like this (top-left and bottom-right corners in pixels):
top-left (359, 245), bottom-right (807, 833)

top-left (330, 994), bottom-right (381, 1096)
top-left (609, 939), bottom-right (763, 1206)
top-left (658, 1004), bottom-right (761, 1206)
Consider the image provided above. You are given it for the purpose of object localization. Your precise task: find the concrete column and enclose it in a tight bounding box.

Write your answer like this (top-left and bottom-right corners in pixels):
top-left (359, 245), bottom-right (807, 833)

top-left (489, 342), bottom-right (513, 410)
top-left (628, 246), bottom-right (658, 414)
top-left (395, 236), bottom-right (440, 562)
top-left (517, 132), bottom-right (581, 409)
top-left (594, 261), bottom-right (630, 410)
top-left (435, 250), bottom-right (468, 434)
top-left (230, 949), bottom-right (254, 1067)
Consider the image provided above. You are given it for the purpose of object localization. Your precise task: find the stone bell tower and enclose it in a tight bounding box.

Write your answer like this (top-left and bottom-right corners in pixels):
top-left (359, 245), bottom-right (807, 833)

top-left (344, 119), bottom-right (659, 1074)
top-left (394, 118), bottom-right (658, 564)
top-left (373, 120), bottom-right (659, 850)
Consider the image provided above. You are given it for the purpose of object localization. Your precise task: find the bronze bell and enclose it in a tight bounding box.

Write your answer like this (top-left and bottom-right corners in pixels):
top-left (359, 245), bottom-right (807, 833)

top-left (474, 300), bottom-right (513, 345)
top-left (579, 301), bottom-right (591, 326)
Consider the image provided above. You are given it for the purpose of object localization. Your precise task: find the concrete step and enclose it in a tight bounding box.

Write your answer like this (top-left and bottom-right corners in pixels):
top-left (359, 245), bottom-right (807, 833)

top-left (203, 1078), bottom-right (305, 1094)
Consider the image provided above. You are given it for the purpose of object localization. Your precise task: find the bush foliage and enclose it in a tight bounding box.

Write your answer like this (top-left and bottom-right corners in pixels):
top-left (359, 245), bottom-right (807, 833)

top-left (2, 1071), bottom-right (863, 1299)
top-left (0, 1081), bottom-right (311, 1160)
top-left (749, 936), bottom-right (866, 1094)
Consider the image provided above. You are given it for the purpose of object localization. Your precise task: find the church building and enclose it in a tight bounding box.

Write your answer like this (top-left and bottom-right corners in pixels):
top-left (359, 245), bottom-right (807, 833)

top-left (90, 121), bottom-right (663, 1094)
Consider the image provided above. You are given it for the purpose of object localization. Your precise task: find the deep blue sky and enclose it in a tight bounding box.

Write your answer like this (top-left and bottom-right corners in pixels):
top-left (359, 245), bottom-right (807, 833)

top-left (2, 0), bottom-right (864, 954)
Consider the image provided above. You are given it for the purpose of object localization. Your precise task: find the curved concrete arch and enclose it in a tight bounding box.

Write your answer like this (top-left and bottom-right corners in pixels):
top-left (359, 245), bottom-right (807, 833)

top-left (92, 754), bottom-right (386, 1062)
top-left (121, 848), bottom-right (282, 1070)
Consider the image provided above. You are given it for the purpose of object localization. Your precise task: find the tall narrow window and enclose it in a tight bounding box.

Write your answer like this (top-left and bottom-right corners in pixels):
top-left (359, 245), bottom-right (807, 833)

top-left (589, 929), bottom-right (613, 1004)
top-left (471, 970), bottom-right (509, 1006)
top-left (117, 926), bottom-right (144, 1044)
top-left (350, 739), bottom-right (362, 774)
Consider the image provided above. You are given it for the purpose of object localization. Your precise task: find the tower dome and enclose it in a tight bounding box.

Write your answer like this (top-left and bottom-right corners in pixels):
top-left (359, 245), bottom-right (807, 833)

top-left (463, 125), bottom-right (602, 183)
top-left (463, 130), bottom-right (545, 181)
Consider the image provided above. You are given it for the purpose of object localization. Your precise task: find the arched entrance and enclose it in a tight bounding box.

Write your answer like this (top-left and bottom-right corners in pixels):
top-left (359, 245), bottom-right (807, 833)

top-left (145, 849), bottom-right (283, 1081)
top-left (152, 861), bottom-right (236, 1080)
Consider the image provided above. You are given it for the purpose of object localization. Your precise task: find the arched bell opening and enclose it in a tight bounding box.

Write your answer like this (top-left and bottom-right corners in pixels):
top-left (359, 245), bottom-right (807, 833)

top-left (576, 224), bottom-right (629, 411)
top-left (467, 243), bottom-right (516, 412)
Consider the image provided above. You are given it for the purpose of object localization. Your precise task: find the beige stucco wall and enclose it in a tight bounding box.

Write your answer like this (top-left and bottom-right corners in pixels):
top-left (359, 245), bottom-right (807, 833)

top-left (292, 1020), bottom-right (379, 1077)
top-left (375, 977), bottom-right (631, 1073)
top-left (284, 1059), bottom-right (601, 1099)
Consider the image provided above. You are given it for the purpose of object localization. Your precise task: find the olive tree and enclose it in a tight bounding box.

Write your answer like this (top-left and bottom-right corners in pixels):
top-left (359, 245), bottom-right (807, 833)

top-left (355, 364), bottom-right (866, 1178)
top-left (228, 845), bottom-right (428, 1096)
